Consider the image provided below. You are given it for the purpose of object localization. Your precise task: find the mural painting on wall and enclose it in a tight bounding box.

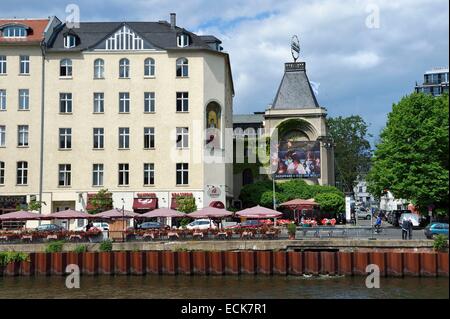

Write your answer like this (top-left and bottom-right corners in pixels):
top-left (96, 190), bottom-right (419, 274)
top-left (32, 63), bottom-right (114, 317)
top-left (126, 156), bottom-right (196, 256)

top-left (206, 103), bottom-right (221, 149)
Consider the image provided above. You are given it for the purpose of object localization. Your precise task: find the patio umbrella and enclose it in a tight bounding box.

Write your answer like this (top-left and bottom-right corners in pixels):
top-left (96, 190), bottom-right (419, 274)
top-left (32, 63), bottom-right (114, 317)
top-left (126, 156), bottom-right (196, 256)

top-left (93, 208), bottom-right (139, 219)
top-left (188, 207), bottom-right (233, 219)
top-left (279, 199), bottom-right (319, 207)
top-left (40, 209), bottom-right (93, 220)
top-left (0, 210), bottom-right (42, 221)
top-left (138, 208), bottom-right (186, 219)
top-left (235, 205), bottom-right (282, 219)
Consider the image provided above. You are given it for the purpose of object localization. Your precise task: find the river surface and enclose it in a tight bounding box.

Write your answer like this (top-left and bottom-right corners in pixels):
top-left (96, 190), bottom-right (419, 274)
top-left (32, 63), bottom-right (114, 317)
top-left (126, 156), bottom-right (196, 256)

top-left (0, 276), bottom-right (448, 299)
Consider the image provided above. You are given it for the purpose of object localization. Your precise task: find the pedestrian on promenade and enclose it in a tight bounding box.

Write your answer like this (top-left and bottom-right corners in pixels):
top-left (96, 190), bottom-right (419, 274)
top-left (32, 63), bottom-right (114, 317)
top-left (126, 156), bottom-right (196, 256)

top-left (408, 218), bottom-right (413, 240)
top-left (401, 218), bottom-right (409, 240)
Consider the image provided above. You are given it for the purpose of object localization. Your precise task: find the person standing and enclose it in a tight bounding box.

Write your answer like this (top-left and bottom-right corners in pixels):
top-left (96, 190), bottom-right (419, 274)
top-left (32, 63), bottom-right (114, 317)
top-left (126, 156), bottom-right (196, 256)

top-left (408, 218), bottom-right (413, 240)
top-left (401, 218), bottom-right (409, 240)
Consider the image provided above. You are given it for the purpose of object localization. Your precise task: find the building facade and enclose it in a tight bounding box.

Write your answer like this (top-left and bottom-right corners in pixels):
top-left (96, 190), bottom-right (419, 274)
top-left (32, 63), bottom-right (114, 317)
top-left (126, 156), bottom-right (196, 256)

top-left (352, 179), bottom-right (375, 207)
top-left (0, 14), bottom-right (234, 224)
top-left (415, 67), bottom-right (449, 96)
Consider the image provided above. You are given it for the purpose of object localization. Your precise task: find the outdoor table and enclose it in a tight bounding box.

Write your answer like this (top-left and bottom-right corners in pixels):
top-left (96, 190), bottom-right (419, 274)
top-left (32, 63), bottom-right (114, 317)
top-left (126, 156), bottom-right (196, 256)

top-left (68, 234), bottom-right (83, 242)
top-left (241, 231), bottom-right (253, 240)
top-left (0, 235), bottom-right (8, 242)
top-left (192, 231), bottom-right (204, 239)
top-left (21, 235), bottom-right (33, 242)
top-left (142, 233), bottom-right (155, 240)
top-left (264, 231), bottom-right (276, 239)
top-left (216, 231), bottom-right (228, 240)
top-left (47, 234), bottom-right (58, 241)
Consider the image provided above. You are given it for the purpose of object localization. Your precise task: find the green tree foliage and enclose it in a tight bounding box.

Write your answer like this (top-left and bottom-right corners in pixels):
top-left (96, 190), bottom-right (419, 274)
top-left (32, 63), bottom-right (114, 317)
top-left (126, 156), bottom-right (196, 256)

top-left (314, 193), bottom-right (345, 212)
top-left (327, 115), bottom-right (373, 193)
top-left (87, 189), bottom-right (113, 214)
top-left (239, 179), bottom-right (344, 212)
top-left (176, 196), bottom-right (197, 214)
top-left (367, 93), bottom-right (449, 214)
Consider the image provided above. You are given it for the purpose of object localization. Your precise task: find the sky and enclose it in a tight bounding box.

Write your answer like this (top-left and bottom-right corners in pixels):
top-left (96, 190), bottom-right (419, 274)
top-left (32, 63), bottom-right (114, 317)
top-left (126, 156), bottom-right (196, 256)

top-left (2, 0), bottom-right (448, 143)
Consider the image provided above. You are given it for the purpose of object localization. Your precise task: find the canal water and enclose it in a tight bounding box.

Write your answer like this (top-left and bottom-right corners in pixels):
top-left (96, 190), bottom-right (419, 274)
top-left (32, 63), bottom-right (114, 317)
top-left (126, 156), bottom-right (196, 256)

top-left (0, 276), bottom-right (448, 299)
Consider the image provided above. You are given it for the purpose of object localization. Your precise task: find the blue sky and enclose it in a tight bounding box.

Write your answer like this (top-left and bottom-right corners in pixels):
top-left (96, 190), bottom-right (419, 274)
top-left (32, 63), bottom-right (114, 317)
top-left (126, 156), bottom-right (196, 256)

top-left (2, 0), bottom-right (449, 143)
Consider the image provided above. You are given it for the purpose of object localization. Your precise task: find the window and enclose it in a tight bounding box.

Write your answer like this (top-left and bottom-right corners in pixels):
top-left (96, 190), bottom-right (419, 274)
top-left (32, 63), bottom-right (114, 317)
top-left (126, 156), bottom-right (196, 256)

top-left (17, 161), bottom-right (28, 185)
top-left (105, 25), bottom-right (144, 50)
top-left (144, 58), bottom-right (155, 77)
top-left (64, 35), bottom-right (77, 48)
top-left (176, 92), bottom-right (189, 112)
top-left (93, 128), bottom-right (104, 149)
top-left (119, 127), bottom-right (130, 149)
top-left (118, 163), bottom-right (129, 186)
top-left (3, 26), bottom-right (27, 38)
top-left (143, 163), bottom-right (154, 185)
top-left (144, 127), bottom-right (155, 149)
top-left (94, 59), bottom-right (104, 79)
top-left (60, 93), bottom-right (73, 113)
top-left (176, 127), bottom-right (189, 149)
top-left (177, 34), bottom-right (191, 48)
top-left (0, 90), bottom-right (6, 110)
top-left (59, 128), bottom-right (72, 149)
top-left (0, 56), bottom-right (6, 74)
top-left (0, 161), bottom-right (4, 185)
top-left (176, 58), bottom-right (188, 77)
top-left (176, 163), bottom-right (189, 185)
top-left (20, 56), bottom-right (29, 74)
top-left (92, 164), bottom-right (104, 186)
top-left (119, 92), bottom-right (130, 113)
top-left (58, 164), bottom-right (71, 186)
top-left (18, 89), bottom-right (29, 110)
top-left (93, 93), bottom-right (104, 113)
top-left (144, 92), bottom-right (155, 112)
top-left (119, 58), bottom-right (130, 78)
top-left (18, 125), bottom-right (28, 147)
top-left (0, 126), bottom-right (5, 147)
top-left (60, 59), bottom-right (72, 77)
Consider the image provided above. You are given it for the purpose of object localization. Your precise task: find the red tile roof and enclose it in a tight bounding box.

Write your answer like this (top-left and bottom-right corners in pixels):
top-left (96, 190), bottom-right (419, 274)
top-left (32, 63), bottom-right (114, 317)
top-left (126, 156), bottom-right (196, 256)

top-left (0, 19), bottom-right (49, 44)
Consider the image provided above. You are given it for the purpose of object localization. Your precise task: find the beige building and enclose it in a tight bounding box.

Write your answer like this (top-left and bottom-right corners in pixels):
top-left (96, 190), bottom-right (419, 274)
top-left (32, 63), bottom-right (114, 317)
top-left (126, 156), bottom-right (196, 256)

top-left (0, 14), bottom-right (234, 227)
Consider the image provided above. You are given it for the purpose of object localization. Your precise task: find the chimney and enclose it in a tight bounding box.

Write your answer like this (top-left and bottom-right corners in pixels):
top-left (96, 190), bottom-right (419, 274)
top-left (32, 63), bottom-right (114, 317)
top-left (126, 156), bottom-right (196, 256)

top-left (170, 13), bottom-right (176, 29)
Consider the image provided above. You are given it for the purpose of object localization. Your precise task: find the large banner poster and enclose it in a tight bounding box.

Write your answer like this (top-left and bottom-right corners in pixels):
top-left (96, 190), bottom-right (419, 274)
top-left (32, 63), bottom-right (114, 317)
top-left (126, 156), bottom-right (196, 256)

top-left (275, 141), bottom-right (321, 179)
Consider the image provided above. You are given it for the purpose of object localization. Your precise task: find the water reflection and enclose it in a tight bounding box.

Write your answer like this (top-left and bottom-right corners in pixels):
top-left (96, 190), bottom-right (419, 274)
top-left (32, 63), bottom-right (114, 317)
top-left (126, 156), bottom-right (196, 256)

top-left (0, 276), bottom-right (448, 299)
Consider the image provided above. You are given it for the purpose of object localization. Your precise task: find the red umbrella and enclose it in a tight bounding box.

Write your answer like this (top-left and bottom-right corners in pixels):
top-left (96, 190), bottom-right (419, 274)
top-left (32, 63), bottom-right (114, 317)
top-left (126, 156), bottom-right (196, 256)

top-left (235, 205), bottom-right (282, 219)
top-left (94, 208), bottom-right (139, 219)
top-left (0, 210), bottom-right (42, 221)
top-left (280, 199), bottom-right (319, 207)
top-left (40, 209), bottom-right (93, 220)
top-left (188, 207), bottom-right (233, 219)
top-left (138, 208), bottom-right (186, 219)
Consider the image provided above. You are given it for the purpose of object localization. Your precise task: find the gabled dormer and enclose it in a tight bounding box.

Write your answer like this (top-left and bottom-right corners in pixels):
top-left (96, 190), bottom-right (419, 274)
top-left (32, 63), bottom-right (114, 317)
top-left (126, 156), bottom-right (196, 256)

top-left (94, 24), bottom-right (158, 51)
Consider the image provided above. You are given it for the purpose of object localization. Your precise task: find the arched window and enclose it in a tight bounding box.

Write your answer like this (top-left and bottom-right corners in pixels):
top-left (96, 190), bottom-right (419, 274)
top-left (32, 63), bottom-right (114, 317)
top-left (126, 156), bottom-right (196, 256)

top-left (94, 59), bottom-right (104, 79)
top-left (144, 58), bottom-right (155, 77)
top-left (2, 26), bottom-right (27, 38)
top-left (64, 35), bottom-right (77, 48)
top-left (176, 58), bottom-right (188, 77)
top-left (206, 102), bottom-right (222, 149)
top-left (60, 59), bottom-right (72, 77)
top-left (177, 33), bottom-right (191, 48)
top-left (119, 58), bottom-right (130, 78)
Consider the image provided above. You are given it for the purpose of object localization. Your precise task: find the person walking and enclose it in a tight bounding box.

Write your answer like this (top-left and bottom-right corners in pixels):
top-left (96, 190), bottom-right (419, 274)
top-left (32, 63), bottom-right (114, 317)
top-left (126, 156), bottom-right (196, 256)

top-left (408, 218), bottom-right (413, 240)
top-left (401, 218), bottom-right (409, 240)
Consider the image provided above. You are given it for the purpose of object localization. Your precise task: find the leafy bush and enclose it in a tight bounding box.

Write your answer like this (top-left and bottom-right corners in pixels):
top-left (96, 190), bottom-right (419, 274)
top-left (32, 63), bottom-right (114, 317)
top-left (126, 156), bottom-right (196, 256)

top-left (73, 245), bottom-right (87, 253)
top-left (314, 193), bottom-right (345, 212)
top-left (0, 251), bottom-right (30, 266)
top-left (260, 191), bottom-right (288, 208)
top-left (99, 239), bottom-right (113, 252)
top-left (179, 218), bottom-right (191, 228)
top-left (239, 180), bottom-right (273, 207)
top-left (287, 223), bottom-right (297, 237)
top-left (176, 196), bottom-right (197, 214)
top-left (433, 235), bottom-right (449, 251)
top-left (45, 240), bottom-right (65, 253)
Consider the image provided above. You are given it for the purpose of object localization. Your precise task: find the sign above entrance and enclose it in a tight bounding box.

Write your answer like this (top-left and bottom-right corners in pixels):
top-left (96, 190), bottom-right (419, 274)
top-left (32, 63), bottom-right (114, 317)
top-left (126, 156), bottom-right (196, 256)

top-left (207, 186), bottom-right (221, 198)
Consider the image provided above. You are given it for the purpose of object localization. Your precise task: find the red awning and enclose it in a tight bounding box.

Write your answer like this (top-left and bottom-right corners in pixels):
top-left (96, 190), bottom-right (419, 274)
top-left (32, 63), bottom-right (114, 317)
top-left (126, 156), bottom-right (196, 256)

top-left (133, 198), bottom-right (158, 211)
top-left (209, 201), bottom-right (225, 209)
top-left (170, 197), bottom-right (178, 210)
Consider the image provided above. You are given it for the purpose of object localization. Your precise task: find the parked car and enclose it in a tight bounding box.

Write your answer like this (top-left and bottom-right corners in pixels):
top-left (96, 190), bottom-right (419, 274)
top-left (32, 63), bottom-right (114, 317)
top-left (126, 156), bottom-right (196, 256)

top-left (75, 222), bottom-right (109, 232)
top-left (389, 210), bottom-right (411, 227)
top-left (356, 208), bottom-right (371, 220)
top-left (185, 219), bottom-right (218, 230)
top-left (398, 213), bottom-right (422, 228)
top-left (35, 224), bottom-right (65, 232)
top-left (424, 223), bottom-right (449, 239)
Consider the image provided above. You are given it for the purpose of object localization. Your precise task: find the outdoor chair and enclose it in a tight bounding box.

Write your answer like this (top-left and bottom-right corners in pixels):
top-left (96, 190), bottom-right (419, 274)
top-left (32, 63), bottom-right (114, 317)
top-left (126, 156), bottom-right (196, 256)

top-left (192, 230), bottom-right (204, 240)
top-left (167, 230), bottom-right (180, 240)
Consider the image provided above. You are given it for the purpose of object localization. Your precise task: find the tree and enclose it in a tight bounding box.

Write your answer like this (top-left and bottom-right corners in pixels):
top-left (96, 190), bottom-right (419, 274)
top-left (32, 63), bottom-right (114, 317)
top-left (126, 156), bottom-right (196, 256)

top-left (367, 93), bottom-right (449, 214)
top-left (314, 193), bottom-right (345, 212)
top-left (87, 189), bottom-right (113, 214)
top-left (327, 115), bottom-right (373, 193)
top-left (176, 196), bottom-right (197, 214)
